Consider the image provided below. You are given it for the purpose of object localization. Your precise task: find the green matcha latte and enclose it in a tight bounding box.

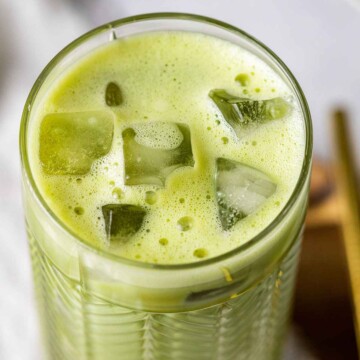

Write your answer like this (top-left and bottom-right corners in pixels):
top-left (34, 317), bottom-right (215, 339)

top-left (21, 15), bottom-right (311, 360)
top-left (28, 32), bottom-right (304, 264)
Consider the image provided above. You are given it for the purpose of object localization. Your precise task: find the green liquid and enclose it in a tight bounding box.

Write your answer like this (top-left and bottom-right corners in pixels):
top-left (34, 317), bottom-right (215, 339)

top-left (29, 32), bottom-right (304, 264)
top-left (24, 29), bottom-right (309, 360)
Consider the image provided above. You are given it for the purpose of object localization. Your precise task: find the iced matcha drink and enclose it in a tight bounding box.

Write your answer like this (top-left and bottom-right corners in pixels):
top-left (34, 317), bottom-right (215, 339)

top-left (20, 14), bottom-right (311, 360)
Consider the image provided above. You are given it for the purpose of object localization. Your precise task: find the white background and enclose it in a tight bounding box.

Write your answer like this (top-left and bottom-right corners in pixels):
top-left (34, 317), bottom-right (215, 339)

top-left (0, 0), bottom-right (359, 359)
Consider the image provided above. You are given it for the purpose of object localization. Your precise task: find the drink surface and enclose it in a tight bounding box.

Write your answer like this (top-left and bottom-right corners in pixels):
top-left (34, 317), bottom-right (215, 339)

top-left (28, 31), bottom-right (305, 264)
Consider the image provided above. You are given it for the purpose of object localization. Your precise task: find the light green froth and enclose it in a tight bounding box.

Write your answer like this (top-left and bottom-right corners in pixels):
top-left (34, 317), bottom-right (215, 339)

top-left (29, 32), bottom-right (305, 264)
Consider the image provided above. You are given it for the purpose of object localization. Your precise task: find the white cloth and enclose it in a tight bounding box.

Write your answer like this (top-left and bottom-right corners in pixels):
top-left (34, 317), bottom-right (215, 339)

top-left (1, 0), bottom-right (360, 359)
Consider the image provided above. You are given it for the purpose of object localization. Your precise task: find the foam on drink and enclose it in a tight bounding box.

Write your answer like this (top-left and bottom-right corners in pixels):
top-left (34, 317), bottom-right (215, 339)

top-left (28, 32), bottom-right (305, 264)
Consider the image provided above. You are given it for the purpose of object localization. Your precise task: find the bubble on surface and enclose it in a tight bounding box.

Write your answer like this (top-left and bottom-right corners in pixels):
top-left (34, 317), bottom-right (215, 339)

top-left (221, 137), bottom-right (229, 145)
top-left (193, 248), bottom-right (208, 258)
top-left (235, 73), bottom-right (250, 87)
top-left (145, 191), bottom-right (158, 205)
top-left (74, 206), bottom-right (84, 215)
top-left (159, 238), bottom-right (168, 246)
top-left (112, 187), bottom-right (124, 200)
top-left (177, 216), bottom-right (194, 232)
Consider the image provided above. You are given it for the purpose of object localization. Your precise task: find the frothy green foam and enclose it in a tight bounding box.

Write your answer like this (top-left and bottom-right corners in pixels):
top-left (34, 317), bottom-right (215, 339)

top-left (28, 31), bottom-right (305, 264)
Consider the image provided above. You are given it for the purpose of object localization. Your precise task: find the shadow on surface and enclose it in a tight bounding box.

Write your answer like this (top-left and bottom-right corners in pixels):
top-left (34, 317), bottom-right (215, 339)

top-left (293, 224), bottom-right (358, 359)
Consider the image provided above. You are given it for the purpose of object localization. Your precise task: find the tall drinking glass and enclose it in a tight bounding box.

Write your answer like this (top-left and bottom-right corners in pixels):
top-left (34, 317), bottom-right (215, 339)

top-left (20, 13), bottom-right (312, 360)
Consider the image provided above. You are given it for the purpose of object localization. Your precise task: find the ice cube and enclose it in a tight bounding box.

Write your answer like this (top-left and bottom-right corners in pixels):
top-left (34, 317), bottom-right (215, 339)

top-left (209, 89), bottom-right (291, 137)
top-left (39, 111), bottom-right (114, 175)
top-left (216, 158), bottom-right (277, 230)
top-left (122, 123), bottom-right (194, 186)
top-left (105, 82), bottom-right (123, 106)
top-left (102, 204), bottom-right (146, 244)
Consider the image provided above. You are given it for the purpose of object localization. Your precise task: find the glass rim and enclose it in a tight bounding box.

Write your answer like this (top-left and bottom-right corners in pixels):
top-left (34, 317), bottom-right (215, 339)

top-left (20, 12), bottom-right (313, 271)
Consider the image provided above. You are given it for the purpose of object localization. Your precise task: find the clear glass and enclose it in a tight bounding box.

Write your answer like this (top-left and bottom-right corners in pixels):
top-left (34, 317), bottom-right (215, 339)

top-left (20, 13), bottom-right (312, 360)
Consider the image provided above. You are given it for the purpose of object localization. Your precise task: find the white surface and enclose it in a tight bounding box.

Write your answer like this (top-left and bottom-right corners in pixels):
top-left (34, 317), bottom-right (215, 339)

top-left (0, 0), bottom-right (359, 359)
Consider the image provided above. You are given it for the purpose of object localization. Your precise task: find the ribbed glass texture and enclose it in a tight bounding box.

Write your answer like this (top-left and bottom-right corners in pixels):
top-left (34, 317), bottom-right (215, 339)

top-left (21, 14), bottom-right (312, 360)
top-left (29, 225), bottom-right (301, 360)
